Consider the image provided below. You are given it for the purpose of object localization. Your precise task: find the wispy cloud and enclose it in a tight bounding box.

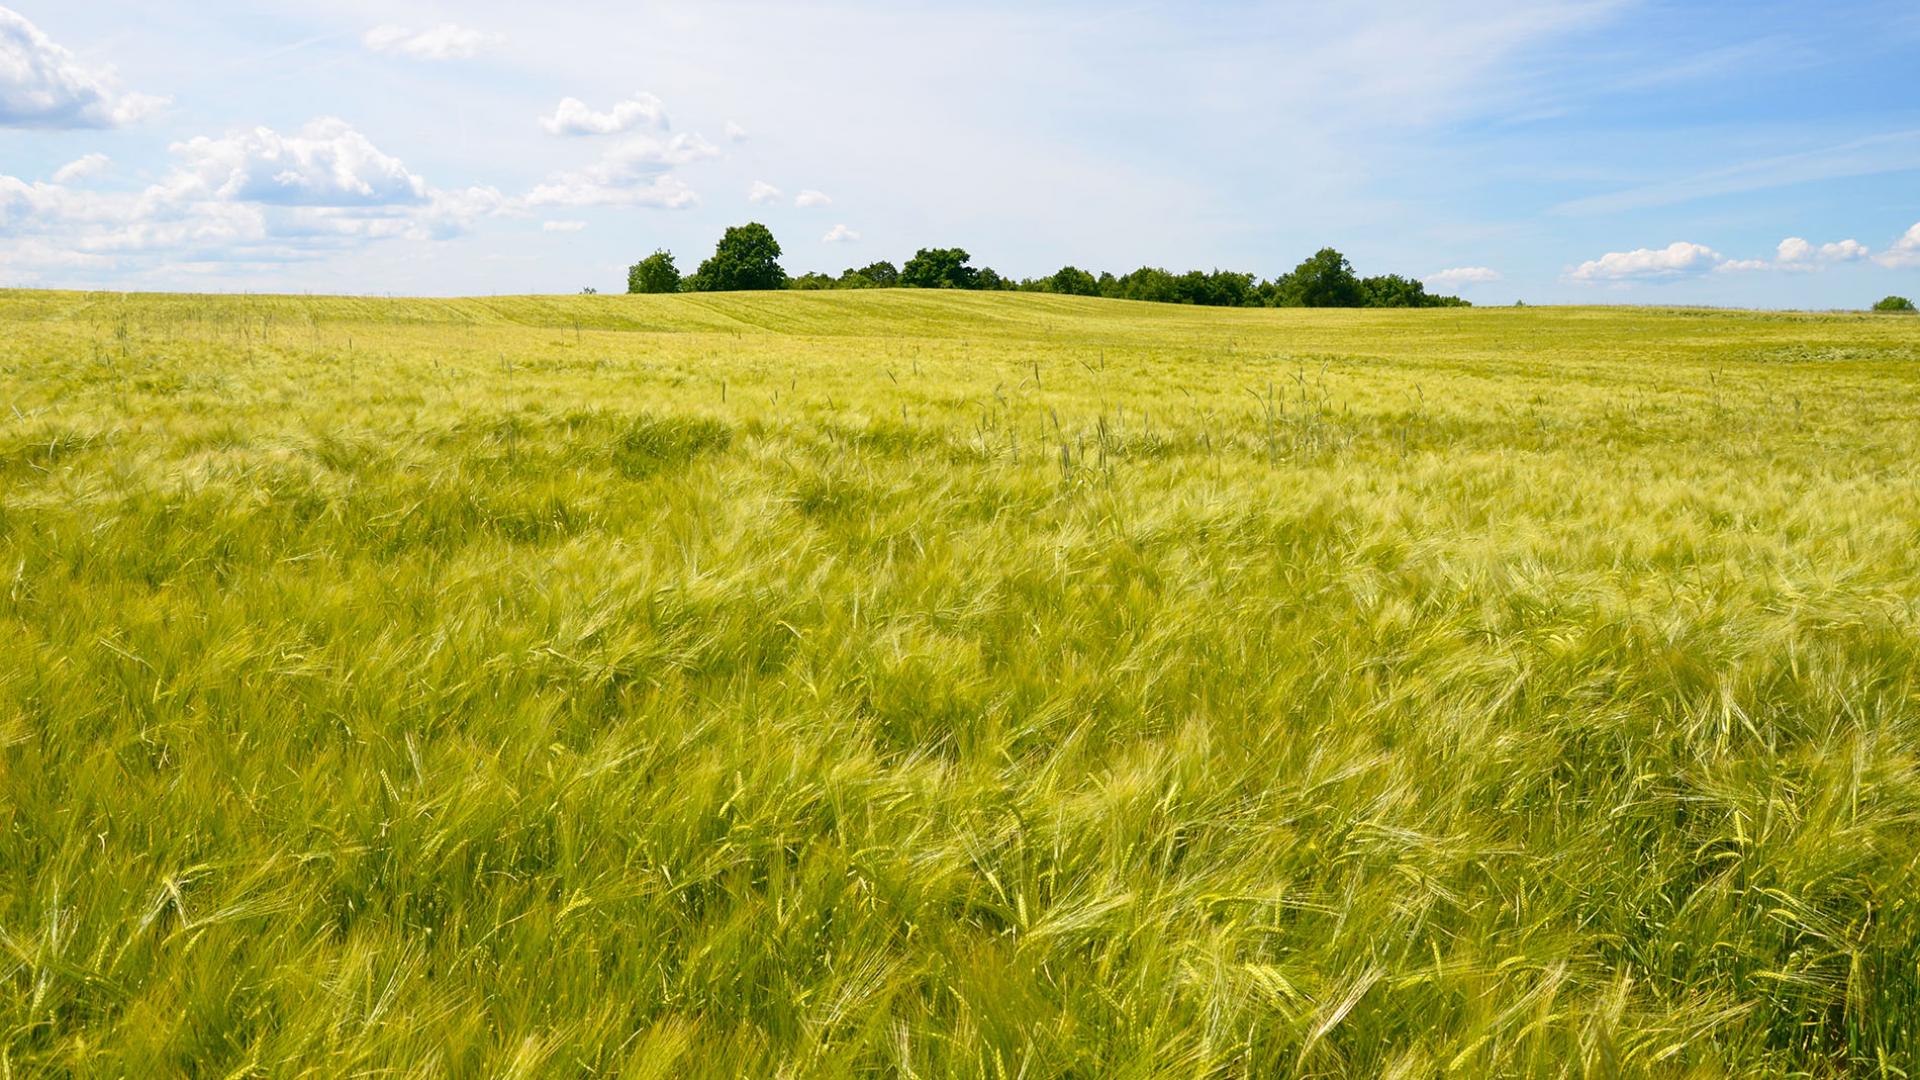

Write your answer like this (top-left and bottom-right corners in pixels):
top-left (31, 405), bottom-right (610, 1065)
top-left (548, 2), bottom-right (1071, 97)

top-left (1553, 131), bottom-right (1920, 215)
top-left (363, 24), bottom-right (504, 62)
top-left (523, 134), bottom-right (715, 209)
top-left (52, 153), bottom-right (110, 184)
top-left (1425, 266), bottom-right (1502, 287)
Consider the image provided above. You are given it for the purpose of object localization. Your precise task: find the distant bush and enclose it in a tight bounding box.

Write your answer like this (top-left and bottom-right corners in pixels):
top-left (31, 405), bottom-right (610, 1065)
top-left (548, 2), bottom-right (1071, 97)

top-left (1873, 295), bottom-right (1916, 313)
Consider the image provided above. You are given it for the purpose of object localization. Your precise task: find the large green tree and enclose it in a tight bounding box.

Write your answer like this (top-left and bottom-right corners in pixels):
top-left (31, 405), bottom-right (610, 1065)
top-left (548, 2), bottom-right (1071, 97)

top-left (627, 250), bottom-right (681, 294)
top-left (1873, 295), bottom-right (1916, 313)
top-left (1279, 247), bottom-right (1365, 308)
top-left (900, 248), bottom-right (979, 290)
top-left (688, 223), bottom-right (788, 291)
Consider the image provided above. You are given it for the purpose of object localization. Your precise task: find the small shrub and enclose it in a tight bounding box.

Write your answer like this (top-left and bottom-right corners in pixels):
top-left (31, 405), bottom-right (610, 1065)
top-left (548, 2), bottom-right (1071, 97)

top-left (1872, 295), bottom-right (1916, 313)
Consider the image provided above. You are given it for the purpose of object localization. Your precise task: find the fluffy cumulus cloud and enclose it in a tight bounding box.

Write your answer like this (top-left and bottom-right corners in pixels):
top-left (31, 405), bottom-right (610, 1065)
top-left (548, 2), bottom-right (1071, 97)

top-left (2, 83), bottom-right (720, 283)
top-left (0, 118), bottom-right (507, 279)
top-left (1776, 236), bottom-right (1870, 267)
top-left (724, 120), bottom-right (748, 143)
top-left (1873, 223), bottom-right (1920, 269)
top-left (0, 6), bottom-right (166, 128)
top-left (163, 119), bottom-right (430, 207)
top-left (1717, 235), bottom-right (1874, 273)
top-left (1569, 241), bottom-right (1722, 282)
top-left (822, 224), bottom-right (860, 243)
top-left (363, 24), bottom-right (503, 61)
top-left (747, 180), bottom-right (783, 205)
top-left (1424, 266), bottom-right (1501, 287)
top-left (794, 189), bottom-right (832, 208)
top-left (540, 93), bottom-right (667, 137)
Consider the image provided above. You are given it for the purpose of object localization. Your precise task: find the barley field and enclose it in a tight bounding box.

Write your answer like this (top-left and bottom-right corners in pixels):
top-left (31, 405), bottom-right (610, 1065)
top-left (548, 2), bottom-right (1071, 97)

top-left (2, 289), bottom-right (1918, 1076)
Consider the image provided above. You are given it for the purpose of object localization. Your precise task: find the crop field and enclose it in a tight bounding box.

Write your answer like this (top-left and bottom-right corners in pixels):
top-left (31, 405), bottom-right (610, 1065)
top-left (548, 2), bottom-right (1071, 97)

top-left (2, 288), bottom-right (1919, 1076)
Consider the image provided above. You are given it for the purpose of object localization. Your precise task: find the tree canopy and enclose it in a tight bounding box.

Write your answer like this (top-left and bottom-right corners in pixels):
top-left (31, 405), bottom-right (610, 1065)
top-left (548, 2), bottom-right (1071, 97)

top-left (1873, 295), bottom-right (1916, 313)
top-left (1272, 248), bottom-right (1365, 308)
top-left (900, 248), bottom-right (979, 290)
top-left (626, 250), bottom-right (680, 295)
top-left (687, 223), bottom-right (787, 292)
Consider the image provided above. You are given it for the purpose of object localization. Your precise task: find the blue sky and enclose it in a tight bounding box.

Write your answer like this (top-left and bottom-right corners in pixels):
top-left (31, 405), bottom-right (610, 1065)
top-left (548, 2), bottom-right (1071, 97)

top-left (2, 0), bottom-right (1917, 305)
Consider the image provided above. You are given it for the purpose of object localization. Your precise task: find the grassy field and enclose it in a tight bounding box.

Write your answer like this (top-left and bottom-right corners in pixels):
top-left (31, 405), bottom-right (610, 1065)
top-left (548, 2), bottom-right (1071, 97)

top-left (2, 288), bottom-right (1918, 1076)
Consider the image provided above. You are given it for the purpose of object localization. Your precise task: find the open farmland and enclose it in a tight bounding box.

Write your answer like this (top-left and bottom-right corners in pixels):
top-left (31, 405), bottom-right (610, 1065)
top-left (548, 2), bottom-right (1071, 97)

top-left (2, 289), bottom-right (1919, 1075)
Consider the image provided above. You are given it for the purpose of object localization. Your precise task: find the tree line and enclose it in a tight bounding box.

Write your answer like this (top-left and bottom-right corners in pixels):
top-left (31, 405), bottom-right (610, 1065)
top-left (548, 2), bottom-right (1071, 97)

top-left (627, 222), bottom-right (1470, 308)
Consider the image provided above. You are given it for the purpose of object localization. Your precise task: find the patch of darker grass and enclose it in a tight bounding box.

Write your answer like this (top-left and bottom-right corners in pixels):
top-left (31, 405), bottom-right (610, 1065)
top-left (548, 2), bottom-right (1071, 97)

top-left (610, 415), bottom-right (734, 479)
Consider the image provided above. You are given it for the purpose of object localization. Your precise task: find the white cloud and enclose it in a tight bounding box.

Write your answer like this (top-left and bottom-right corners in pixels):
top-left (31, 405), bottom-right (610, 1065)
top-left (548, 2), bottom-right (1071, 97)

top-left (542, 220), bottom-right (586, 232)
top-left (52, 152), bottom-right (109, 184)
top-left (1820, 238), bottom-right (1870, 262)
top-left (1878, 222), bottom-right (1920, 269)
top-left (1712, 235), bottom-right (1876, 273)
top-left (522, 133), bottom-right (716, 209)
top-left (724, 120), bottom-right (748, 142)
top-left (0, 6), bottom-right (167, 128)
top-left (822, 224), bottom-right (860, 243)
top-left (794, 189), bottom-right (832, 208)
top-left (363, 24), bottom-right (503, 61)
top-left (1424, 266), bottom-right (1501, 287)
top-left (0, 118), bottom-right (509, 279)
top-left (1568, 241), bottom-right (1721, 282)
top-left (540, 93), bottom-right (667, 137)
top-left (1776, 236), bottom-right (1870, 267)
top-left (164, 118), bottom-right (430, 207)
top-left (525, 173), bottom-right (696, 210)
top-left (747, 180), bottom-right (783, 205)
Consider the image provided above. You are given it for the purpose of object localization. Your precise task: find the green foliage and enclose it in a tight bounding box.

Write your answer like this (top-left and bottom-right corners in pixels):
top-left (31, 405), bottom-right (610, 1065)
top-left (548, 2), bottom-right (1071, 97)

top-left (1359, 273), bottom-right (1471, 309)
top-left (1275, 247), bottom-right (1365, 307)
top-left (688, 223), bottom-right (787, 291)
top-left (1873, 295), bottom-right (1916, 313)
top-left (772, 244), bottom-right (1462, 309)
top-left (900, 247), bottom-right (980, 289)
top-left (7, 289), bottom-right (1916, 1074)
top-left (1048, 265), bottom-right (1100, 296)
top-left (627, 249), bottom-right (682, 295)
top-left (833, 261), bottom-right (899, 290)
top-left (857, 261), bottom-right (899, 287)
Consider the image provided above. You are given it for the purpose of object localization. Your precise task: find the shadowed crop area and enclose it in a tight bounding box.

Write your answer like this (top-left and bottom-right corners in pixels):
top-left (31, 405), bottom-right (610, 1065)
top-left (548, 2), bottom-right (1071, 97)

top-left (2, 289), bottom-right (1919, 1076)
